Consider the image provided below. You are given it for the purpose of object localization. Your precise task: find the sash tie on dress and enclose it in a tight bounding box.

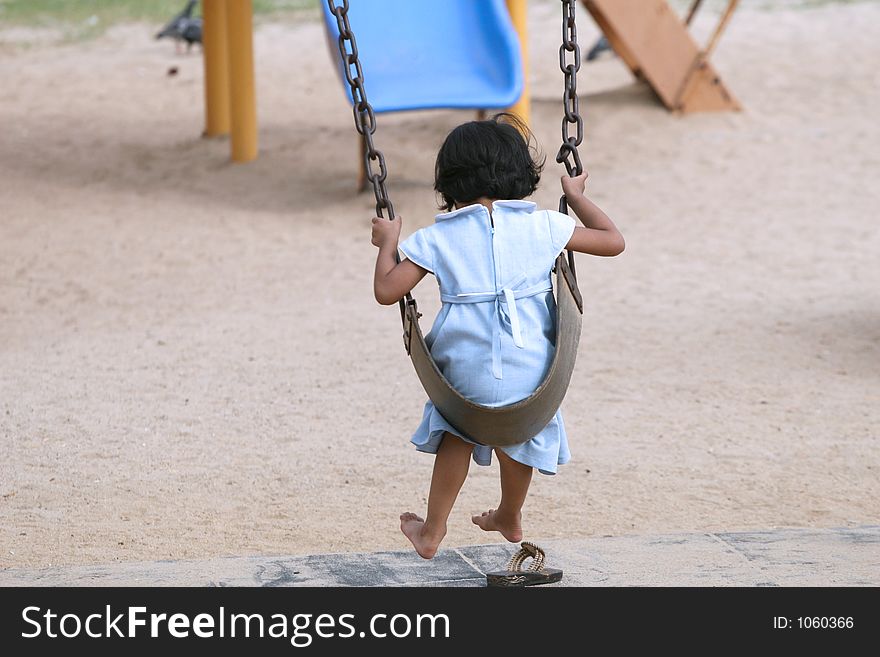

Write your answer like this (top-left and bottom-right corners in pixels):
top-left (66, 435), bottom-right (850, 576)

top-left (440, 274), bottom-right (552, 380)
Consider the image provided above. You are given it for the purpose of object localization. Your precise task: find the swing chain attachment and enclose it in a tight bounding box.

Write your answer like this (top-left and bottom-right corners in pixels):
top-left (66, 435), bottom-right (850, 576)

top-left (327, 0), bottom-right (395, 220)
top-left (556, 0), bottom-right (584, 276)
top-left (556, 0), bottom-right (584, 181)
top-left (327, 0), bottom-right (412, 328)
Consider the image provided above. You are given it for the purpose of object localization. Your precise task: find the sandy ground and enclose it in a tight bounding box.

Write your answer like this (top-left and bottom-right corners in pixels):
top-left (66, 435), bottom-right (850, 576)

top-left (1, 1), bottom-right (878, 569)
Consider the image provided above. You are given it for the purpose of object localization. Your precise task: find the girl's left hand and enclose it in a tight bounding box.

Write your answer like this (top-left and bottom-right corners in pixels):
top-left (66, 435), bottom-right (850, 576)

top-left (561, 170), bottom-right (589, 199)
top-left (371, 215), bottom-right (402, 248)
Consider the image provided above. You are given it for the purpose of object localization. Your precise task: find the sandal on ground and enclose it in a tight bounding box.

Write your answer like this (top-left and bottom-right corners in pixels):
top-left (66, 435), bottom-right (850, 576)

top-left (486, 541), bottom-right (563, 587)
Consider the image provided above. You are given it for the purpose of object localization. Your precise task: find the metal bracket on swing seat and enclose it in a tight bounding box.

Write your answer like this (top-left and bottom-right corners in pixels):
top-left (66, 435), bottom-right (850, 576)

top-left (556, 253), bottom-right (584, 314)
top-left (402, 297), bottom-right (421, 356)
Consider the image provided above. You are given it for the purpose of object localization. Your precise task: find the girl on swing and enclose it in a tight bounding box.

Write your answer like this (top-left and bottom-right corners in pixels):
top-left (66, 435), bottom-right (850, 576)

top-left (371, 114), bottom-right (624, 559)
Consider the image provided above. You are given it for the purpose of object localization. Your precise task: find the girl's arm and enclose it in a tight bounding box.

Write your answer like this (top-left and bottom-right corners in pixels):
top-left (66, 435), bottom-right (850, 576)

top-left (372, 216), bottom-right (428, 305)
top-left (561, 172), bottom-right (625, 256)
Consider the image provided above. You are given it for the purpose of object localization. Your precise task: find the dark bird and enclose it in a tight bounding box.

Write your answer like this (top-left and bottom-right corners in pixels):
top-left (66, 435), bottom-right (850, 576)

top-left (585, 35), bottom-right (612, 62)
top-left (156, 0), bottom-right (203, 54)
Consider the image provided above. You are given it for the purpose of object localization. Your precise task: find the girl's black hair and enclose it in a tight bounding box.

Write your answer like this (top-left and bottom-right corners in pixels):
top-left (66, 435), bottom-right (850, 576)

top-left (434, 113), bottom-right (545, 212)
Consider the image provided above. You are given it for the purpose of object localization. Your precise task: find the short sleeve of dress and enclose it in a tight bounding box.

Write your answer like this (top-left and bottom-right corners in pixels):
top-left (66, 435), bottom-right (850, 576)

top-left (398, 228), bottom-right (435, 274)
top-left (546, 210), bottom-right (577, 256)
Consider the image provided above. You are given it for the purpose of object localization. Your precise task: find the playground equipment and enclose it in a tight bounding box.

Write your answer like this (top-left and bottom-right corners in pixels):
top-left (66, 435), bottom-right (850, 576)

top-left (582, 0), bottom-right (741, 113)
top-left (321, 0), bottom-right (531, 189)
top-left (321, 0), bottom-right (524, 115)
top-left (202, 0), bottom-right (529, 162)
top-left (195, 0), bottom-right (739, 163)
top-left (198, 0), bottom-right (530, 164)
top-left (326, 0), bottom-right (584, 448)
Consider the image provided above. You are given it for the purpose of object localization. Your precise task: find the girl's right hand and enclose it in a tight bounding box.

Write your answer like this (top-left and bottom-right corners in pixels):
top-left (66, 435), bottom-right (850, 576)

top-left (561, 170), bottom-right (589, 199)
top-left (371, 215), bottom-right (402, 249)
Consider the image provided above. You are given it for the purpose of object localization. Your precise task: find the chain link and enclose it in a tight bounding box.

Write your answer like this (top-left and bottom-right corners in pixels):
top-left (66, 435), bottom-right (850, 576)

top-left (328, 0), bottom-right (394, 219)
top-left (328, 0), bottom-right (410, 324)
top-left (556, 0), bottom-right (584, 181)
top-left (556, 0), bottom-right (583, 275)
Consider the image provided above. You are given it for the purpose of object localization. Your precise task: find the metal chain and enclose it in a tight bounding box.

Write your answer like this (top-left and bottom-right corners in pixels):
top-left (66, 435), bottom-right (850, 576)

top-left (556, 0), bottom-right (583, 276)
top-left (557, 0), bottom-right (584, 183)
top-left (327, 0), bottom-right (395, 220)
top-left (327, 0), bottom-right (411, 326)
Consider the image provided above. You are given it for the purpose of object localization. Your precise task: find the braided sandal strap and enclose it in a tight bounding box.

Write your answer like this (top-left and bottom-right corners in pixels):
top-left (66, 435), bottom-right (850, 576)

top-left (505, 541), bottom-right (547, 573)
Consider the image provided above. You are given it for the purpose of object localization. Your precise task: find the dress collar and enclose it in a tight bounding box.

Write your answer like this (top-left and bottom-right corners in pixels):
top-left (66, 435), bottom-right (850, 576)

top-left (434, 199), bottom-right (537, 222)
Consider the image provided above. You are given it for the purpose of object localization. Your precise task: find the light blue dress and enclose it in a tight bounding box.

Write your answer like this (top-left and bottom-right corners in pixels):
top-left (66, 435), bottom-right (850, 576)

top-left (398, 200), bottom-right (576, 475)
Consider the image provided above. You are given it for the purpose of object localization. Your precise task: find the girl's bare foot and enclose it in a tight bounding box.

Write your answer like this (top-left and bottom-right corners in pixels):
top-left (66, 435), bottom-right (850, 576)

top-left (400, 512), bottom-right (446, 559)
top-left (471, 508), bottom-right (523, 542)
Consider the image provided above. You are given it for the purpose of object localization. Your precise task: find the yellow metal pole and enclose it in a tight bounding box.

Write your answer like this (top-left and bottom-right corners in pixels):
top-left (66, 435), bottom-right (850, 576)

top-left (505, 0), bottom-right (530, 126)
top-left (202, 0), bottom-right (230, 137)
top-left (225, 0), bottom-right (258, 162)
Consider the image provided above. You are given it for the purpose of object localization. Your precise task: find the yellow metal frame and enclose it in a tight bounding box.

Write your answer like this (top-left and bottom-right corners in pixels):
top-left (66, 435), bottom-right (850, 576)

top-left (202, 0), bottom-right (258, 162)
top-left (202, 0), bottom-right (229, 137)
top-left (505, 0), bottom-right (530, 126)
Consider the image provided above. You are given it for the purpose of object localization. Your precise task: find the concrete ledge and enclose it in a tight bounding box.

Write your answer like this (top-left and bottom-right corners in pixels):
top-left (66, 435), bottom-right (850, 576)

top-left (1, 525), bottom-right (877, 587)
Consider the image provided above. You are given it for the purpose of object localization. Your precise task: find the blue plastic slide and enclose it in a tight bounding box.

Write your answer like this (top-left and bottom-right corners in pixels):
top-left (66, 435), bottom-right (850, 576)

top-left (322, 0), bottom-right (524, 113)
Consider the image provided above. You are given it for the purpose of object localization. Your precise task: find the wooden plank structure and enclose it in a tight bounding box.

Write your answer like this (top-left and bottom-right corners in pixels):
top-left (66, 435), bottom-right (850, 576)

top-left (581, 0), bottom-right (741, 113)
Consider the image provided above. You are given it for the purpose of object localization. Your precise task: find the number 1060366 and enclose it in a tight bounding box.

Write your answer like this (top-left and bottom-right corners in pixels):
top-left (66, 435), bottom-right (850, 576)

top-left (773, 616), bottom-right (854, 629)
